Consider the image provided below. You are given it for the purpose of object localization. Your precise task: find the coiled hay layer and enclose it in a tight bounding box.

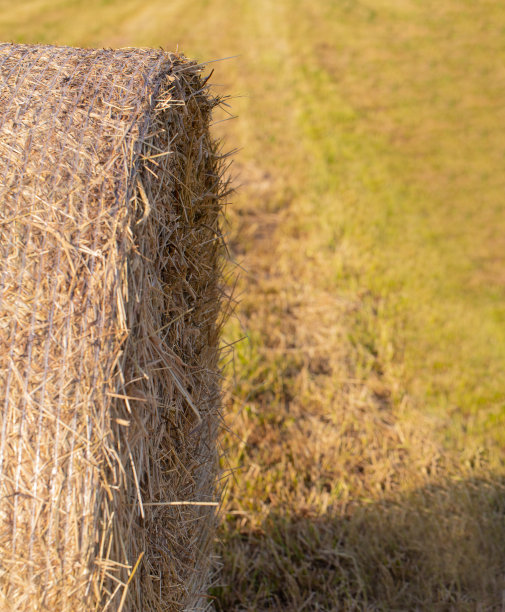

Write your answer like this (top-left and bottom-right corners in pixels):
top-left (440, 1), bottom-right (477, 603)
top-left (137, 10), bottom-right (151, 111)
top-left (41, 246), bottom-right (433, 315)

top-left (0, 43), bottom-right (227, 611)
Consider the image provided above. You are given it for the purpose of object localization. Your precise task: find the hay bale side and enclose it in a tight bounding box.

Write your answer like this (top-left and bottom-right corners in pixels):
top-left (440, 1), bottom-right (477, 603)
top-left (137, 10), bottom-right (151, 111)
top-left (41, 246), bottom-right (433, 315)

top-left (0, 43), bottom-right (227, 611)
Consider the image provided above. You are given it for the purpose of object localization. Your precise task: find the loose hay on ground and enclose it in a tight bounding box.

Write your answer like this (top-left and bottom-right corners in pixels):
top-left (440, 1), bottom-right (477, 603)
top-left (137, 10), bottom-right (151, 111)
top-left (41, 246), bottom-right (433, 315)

top-left (0, 43), bottom-right (229, 611)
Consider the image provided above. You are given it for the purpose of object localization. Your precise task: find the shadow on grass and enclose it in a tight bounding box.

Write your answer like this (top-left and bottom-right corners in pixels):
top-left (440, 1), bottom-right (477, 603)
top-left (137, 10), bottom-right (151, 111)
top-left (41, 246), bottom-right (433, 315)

top-left (212, 477), bottom-right (505, 611)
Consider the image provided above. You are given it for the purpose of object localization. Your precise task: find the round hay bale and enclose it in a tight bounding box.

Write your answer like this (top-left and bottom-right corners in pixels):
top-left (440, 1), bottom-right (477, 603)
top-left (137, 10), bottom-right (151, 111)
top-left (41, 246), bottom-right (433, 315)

top-left (0, 43), bottom-right (227, 611)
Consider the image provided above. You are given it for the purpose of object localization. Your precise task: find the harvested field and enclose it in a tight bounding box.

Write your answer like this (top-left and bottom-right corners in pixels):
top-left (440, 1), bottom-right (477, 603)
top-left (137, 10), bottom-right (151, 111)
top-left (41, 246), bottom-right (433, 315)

top-left (0, 43), bottom-right (227, 611)
top-left (0, 0), bottom-right (505, 610)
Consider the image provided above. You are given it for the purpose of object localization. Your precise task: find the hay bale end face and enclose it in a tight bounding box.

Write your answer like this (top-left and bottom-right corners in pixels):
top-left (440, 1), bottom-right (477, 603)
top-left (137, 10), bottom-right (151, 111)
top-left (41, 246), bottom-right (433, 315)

top-left (0, 43), bottom-right (227, 611)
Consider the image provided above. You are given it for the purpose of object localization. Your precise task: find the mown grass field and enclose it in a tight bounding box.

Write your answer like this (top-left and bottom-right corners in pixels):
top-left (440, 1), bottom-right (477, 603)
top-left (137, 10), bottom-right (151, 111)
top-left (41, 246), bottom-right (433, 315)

top-left (2, 1), bottom-right (505, 609)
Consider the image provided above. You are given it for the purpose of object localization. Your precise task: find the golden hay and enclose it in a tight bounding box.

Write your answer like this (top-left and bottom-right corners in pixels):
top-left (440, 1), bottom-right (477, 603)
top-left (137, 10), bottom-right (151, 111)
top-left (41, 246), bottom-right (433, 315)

top-left (0, 43), bottom-right (229, 611)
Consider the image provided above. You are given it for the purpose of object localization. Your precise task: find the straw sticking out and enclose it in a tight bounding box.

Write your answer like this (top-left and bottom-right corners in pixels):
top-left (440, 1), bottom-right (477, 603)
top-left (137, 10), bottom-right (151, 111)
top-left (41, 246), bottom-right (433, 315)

top-left (0, 43), bottom-right (229, 611)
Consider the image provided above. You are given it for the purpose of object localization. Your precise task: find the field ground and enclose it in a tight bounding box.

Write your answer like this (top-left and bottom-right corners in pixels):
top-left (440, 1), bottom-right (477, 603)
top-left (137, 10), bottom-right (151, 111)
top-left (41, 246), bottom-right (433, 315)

top-left (2, 0), bottom-right (505, 609)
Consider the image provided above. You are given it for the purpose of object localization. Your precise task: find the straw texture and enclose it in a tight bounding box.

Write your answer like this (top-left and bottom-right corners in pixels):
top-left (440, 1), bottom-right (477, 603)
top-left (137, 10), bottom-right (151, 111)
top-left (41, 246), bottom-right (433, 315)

top-left (0, 43), bottom-right (227, 611)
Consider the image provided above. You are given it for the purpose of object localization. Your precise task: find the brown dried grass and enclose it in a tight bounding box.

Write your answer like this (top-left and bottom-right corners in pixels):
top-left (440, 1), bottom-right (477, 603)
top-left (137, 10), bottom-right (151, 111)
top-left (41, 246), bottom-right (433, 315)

top-left (0, 43), bottom-right (229, 611)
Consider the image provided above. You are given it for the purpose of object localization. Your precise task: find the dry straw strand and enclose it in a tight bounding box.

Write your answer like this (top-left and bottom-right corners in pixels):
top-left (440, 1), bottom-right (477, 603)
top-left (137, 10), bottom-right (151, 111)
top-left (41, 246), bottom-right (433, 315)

top-left (0, 42), bottom-right (229, 611)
